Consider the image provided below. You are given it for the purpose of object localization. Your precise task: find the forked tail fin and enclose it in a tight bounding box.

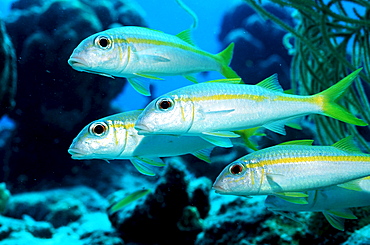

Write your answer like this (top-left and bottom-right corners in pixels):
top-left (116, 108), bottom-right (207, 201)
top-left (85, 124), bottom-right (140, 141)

top-left (315, 68), bottom-right (367, 126)
top-left (216, 43), bottom-right (240, 79)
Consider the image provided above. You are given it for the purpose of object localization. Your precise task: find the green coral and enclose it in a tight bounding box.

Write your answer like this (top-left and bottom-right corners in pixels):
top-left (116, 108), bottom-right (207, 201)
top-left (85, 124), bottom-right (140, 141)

top-left (244, 0), bottom-right (370, 149)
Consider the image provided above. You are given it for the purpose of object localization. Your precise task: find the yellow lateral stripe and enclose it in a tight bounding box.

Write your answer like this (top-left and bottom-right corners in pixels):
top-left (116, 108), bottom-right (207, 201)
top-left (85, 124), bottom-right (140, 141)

top-left (180, 93), bottom-right (315, 104)
top-left (273, 95), bottom-right (315, 103)
top-left (180, 94), bottom-right (269, 102)
top-left (110, 121), bottom-right (135, 130)
top-left (121, 37), bottom-right (213, 58)
top-left (247, 155), bottom-right (370, 168)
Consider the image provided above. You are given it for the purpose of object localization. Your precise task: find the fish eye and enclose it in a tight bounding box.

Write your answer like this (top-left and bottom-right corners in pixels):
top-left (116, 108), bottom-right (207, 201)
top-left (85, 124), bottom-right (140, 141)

top-left (229, 164), bottom-right (244, 175)
top-left (95, 35), bottom-right (112, 49)
top-left (89, 122), bottom-right (108, 136)
top-left (156, 97), bottom-right (174, 111)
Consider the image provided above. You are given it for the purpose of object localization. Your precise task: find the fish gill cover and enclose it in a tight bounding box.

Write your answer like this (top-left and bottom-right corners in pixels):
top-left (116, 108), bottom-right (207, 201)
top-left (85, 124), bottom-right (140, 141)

top-left (0, 0), bottom-right (369, 244)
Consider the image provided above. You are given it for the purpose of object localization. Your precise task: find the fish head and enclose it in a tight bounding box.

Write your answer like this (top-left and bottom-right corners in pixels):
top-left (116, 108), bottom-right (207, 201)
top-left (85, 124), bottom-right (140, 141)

top-left (68, 29), bottom-right (129, 77)
top-left (212, 156), bottom-right (262, 196)
top-left (135, 93), bottom-right (194, 136)
top-left (68, 118), bottom-right (127, 160)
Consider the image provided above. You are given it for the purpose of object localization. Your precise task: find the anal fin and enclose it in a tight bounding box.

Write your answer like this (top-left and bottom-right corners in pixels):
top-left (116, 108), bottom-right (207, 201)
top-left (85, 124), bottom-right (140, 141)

top-left (200, 135), bottom-right (233, 148)
top-left (191, 148), bottom-right (214, 163)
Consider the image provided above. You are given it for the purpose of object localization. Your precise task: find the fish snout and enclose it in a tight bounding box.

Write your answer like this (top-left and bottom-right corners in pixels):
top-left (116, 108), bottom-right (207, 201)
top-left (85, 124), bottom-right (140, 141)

top-left (212, 183), bottom-right (226, 193)
top-left (68, 56), bottom-right (89, 71)
top-left (134, 123), bottom-right (152, 135)
top-left (68, 147), bottom-right (86, 159)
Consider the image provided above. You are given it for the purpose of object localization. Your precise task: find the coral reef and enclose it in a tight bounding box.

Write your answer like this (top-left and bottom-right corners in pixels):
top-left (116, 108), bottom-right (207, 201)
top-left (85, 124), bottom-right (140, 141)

top-left (0, 186), bottom-right (123, 244)
top-left (0, 19), bottom-right (17, 117)
top-left (0, 0), bottom-right (146, 190)
top-left (343, 224), bottom-right (370, 245)
top-left (109, 159), bottom-right (209, 245)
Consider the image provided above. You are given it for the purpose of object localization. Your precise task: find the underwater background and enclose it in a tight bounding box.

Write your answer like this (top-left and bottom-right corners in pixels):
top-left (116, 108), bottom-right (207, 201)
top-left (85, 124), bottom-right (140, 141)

top-left (0, 0), bottom-right (370, 244)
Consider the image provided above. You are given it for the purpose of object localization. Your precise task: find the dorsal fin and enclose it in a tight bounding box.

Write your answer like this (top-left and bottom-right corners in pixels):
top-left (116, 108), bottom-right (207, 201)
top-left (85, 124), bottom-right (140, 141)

top-left (332, 136), bottom-right (363, 153)
top-left (256, 74), bottom-right (283, 92)
top-left (278, 139), bottom-right (314, 146)
top-left (176, 29), bottom-right (195, 46)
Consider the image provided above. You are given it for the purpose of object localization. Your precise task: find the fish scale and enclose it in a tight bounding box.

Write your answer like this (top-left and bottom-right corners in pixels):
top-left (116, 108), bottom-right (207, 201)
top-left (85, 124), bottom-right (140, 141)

top-left (68, 110), bottom-right (215, 176)
top-left (213, 137), bottom-right (370, 197)
top-left (136, 69), bottom-right (366, 148)
top-left (68, 26), bottom-right (238, 96)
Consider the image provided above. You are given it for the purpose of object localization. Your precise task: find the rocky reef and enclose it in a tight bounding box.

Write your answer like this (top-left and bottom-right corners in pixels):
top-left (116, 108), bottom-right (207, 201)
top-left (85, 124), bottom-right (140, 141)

top-left (0, 19), bottom-right (17, 117)
top-left (0, 0), bottom-right (146, 190)
top-left (219, 3), bottom-right (294, 89)
top-left (1, 159), bottom-right (369, 244)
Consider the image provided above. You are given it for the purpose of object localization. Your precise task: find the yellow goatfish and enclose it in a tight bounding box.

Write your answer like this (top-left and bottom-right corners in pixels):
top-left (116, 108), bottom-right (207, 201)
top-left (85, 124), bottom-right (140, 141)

top-left (68, 26), bottom-right (238, 96)
top-left (135, 69), bottom-right (367, 147)
top-left (68, 110), bottom-right (215, 176)
top-left (265, 176), bottom-right (370, 231)
top-left (213, 137), bottom-right (370, 200)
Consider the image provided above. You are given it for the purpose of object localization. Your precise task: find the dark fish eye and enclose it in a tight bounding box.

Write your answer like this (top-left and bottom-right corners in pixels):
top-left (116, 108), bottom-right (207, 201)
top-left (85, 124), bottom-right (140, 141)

top-left (156, 98), bottom-right (174, 111)
top-left (95, 36), bottom-right (112, 49)
top-left (229, 164), bottom-right (244, 175)
top-left (89, 122), bottom-right (108, 136)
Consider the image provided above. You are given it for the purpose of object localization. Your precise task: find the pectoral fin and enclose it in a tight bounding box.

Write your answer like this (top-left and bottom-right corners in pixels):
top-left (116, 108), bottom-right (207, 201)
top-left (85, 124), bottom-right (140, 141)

top-left (202, 131), bottom-right (240, 138)
top-left (135, 157), bottom-right (166, 167)
top-left (130, 158), bottom-right (156, 176)
top-left (274, 192), bottom-right (309, 204)
top-left (128, 78), bottom-right (151, 96)
top-left (263, 120), bottom-right (287, 135)
top-left (337, 178), bottom-right (364, 191)
top-left (266, 173), bottom-right (285, 192)
top-left (184, 74), bottom-right (198, 83)
top-left (133, 73), bottom-right (164, 80)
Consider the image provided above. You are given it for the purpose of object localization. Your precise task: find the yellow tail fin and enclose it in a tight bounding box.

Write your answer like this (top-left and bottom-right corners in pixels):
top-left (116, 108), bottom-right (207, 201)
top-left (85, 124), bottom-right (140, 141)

top-left (216, 43), bottom-right (239, 79)
top-left (316, 68), bottom-right (367, 126)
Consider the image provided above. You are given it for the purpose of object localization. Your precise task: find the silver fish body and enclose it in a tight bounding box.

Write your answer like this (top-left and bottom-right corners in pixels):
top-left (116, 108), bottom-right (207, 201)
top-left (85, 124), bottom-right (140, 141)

top-left (68, 110), bottom-right (214, 175)
top-left (68, 26), bottom-right (237, 95)
top-left (135, 70), bottom-right (366, 146)
top-left (212, 137), bottom-right (370, 196)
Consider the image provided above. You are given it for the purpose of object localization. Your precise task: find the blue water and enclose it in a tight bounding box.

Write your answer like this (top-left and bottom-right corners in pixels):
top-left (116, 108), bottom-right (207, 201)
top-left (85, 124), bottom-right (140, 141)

top-left (111, 0), bottom-right (244, 111)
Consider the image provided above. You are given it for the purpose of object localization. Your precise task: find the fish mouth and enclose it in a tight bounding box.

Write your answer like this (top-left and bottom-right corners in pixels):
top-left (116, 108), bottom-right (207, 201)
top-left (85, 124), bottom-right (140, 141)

top-left (134, 124), bottom-right (151, 134)
top-left (68, 148), bottom-right (86, 159)
top-left (212, 184), bottom-right (226, 193)
top-left (68, 57), bottom-right (88, 70)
